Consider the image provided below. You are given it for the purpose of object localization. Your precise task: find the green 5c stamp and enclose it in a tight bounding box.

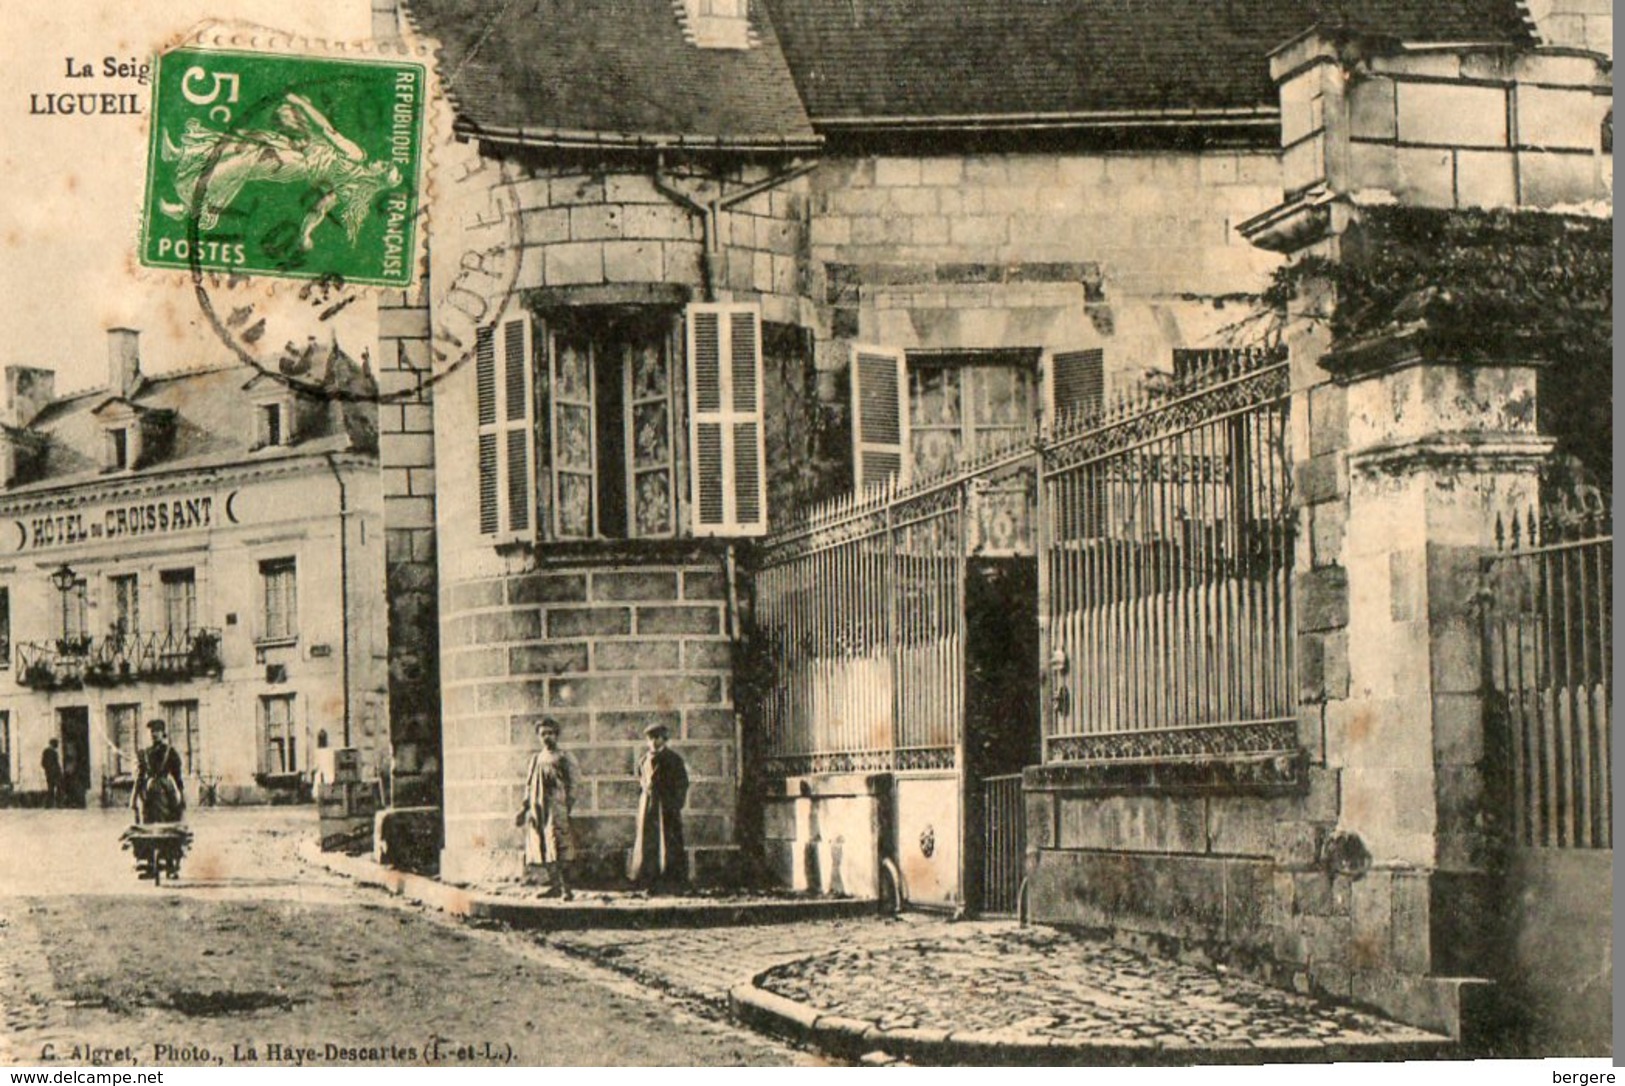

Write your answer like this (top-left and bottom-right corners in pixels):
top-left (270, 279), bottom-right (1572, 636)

top-left (142, 47), bottom-right (425, 286)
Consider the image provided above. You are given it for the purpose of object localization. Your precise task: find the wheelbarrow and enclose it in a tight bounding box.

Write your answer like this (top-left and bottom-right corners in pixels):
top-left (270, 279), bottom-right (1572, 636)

top-left (120, 823), bottom-right (194, 886)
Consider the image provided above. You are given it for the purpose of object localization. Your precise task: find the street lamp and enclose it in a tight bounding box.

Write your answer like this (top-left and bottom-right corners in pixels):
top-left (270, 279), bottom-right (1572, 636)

top-left (49, 563), bottom-right (77, 594)
top-left (50, 564), bottom-right (81, 650)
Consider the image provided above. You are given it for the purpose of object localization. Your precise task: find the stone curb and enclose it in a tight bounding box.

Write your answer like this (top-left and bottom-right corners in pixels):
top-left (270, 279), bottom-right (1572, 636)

top-left (297, 841), bottom-right (878, 930)
top-left (726, 974), bottom-right (1460, 1066)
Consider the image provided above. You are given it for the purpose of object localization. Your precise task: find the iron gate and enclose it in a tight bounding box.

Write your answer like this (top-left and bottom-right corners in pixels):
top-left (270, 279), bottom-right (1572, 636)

top-left (1482, 495), bottom-right (1612, 849)
top-left (980, 772), bottom-right (1025, 914)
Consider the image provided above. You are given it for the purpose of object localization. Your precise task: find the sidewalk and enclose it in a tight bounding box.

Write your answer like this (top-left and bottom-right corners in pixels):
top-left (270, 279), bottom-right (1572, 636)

top-left (303, 845), bottom-right (1455, 1065)
top-left (300, 840), bottom-right (873, 929)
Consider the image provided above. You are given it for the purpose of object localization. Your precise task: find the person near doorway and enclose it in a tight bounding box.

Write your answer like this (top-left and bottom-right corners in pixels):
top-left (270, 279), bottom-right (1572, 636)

top-left (132, 720), bottom-right (185, 824)
top-left (629, 722), bottom-right (689, 893)
top-left (515, 718), bottom-right (577, 899)
top-left (40, 740), bottom-right (62, 808)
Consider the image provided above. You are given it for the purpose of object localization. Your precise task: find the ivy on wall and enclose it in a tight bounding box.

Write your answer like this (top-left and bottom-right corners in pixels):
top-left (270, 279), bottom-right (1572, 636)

top-left (1270, 206), bottom-right (1613, 487)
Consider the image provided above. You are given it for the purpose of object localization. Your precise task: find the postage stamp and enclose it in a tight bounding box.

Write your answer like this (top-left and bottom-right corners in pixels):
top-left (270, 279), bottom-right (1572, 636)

top-left (140, 46), bottom-right (425, 286)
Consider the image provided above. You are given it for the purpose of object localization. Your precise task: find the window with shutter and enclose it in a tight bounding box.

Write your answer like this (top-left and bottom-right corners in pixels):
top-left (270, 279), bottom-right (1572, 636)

top-left (475, 314), bottom-right (536, 540)
top-left (851, 344), bottom-right (909, 491)
top-left (687, 303), bottom-right (766, 537)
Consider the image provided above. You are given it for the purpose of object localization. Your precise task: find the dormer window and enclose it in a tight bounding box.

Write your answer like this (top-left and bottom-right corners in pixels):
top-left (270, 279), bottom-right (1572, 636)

top-left (108, 427), bottom-right (130, 471)
top-left (92, 399), bottom-right (173, 472)
top-left (259, 403), bottom-right (286, 448)
top-left (244, 373), bottom-right (306, 451)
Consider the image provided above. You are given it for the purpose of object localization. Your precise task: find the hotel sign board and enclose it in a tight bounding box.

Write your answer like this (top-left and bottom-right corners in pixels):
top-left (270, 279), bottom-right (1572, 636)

top-left (12, 491), bottom-right (239, 552)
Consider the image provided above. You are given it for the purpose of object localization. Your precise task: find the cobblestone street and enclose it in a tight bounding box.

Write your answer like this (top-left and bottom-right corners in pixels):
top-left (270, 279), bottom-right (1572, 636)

top-left (0, 808), bottom-right (807, 1068)
top-left (541, 911), bottom-right (1449, 1060)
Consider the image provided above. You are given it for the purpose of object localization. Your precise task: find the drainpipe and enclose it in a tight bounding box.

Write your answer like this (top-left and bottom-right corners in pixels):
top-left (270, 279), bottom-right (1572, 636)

top-left (651, 154), bottom-right (818, 303)
top-left (323, 453), bottom-right (352, 748)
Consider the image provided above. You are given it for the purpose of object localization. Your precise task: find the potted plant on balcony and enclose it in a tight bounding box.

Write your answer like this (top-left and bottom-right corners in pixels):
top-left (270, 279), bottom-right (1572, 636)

top-left (20, 660), bottom-right (54, 689)
top-left (187, 630), bottom-right (224, 678)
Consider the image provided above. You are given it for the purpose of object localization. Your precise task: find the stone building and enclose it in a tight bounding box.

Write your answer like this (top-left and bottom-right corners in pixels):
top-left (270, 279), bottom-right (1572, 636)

top-left (0, 330), bottom-right (388, 807)
top-left (391, 0), bottom-right (1510, 863)
top-left (383, 0), bottom-right (1611, 1050)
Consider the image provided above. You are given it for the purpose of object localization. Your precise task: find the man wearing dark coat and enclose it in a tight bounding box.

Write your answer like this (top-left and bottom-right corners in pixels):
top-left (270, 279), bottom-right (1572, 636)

top-left (132, 720), bottom-right (185, 824)
top-left (40, 740), bottom-right (62, 808)
top-left (629, 722), bottom-right (688, 892)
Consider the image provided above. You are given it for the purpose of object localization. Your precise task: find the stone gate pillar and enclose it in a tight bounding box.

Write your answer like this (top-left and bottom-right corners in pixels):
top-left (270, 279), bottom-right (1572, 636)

top-left (1322, 332), bottom-right (1551, 1027)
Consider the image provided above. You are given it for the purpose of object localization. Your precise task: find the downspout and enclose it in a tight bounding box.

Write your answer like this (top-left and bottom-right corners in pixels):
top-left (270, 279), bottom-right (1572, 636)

top-left (651, 153), bottom-right (716, 302)
top-left (323, 453), bottom-right (353, 748)
top-left (650, 153), bottom-right (818, 875)
top-left (651, 153), bottom-right (819, 304)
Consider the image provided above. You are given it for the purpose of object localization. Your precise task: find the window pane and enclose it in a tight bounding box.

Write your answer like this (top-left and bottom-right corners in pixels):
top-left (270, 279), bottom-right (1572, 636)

top-left (974, 366), bottom-right (1028, 426)
top-left (910, 366), bottom-right (960, 426)
top-left (912, 430), bottom-right (961, 480)
top-left (557, 474), bottom-right (593, 538)
top-left (161, 570), bottom-right (196, 637)
top-left (555, 338), bottom-right (591, 400)
top-left (632, 402), bottom-right (670, 469)
top-left (634, 470), bottom-right (672, 537)
top-left (557, 404), bottom-right (592, 471)
top-left (631, 340), bottom-right (667, 398)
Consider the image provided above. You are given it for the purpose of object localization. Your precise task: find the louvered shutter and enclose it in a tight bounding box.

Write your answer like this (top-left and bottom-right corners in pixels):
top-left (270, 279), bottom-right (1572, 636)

top-left (687, 303), bottom-right (766, 537)
top-left (851, 344), bottom-right (908, 491)
top-left (1045, 348), bottom-right (1104, 429)
top-left (475, 314), bottom-right (536, 539)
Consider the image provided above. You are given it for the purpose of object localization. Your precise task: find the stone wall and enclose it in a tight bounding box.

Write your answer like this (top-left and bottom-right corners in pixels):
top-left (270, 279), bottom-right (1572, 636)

top-left (807, 150), bottom-right (1283, 392)
top-left (437, 559), bottom-right (738, 884)
top-left (502, 155), bottom-right (813, 326)
top-left (1280, 42), bottom-right (1611, 211)
top-left (376, 283), bottom-right (441, 789)
top-left (1024, 35), bottom-right (1609, 1045)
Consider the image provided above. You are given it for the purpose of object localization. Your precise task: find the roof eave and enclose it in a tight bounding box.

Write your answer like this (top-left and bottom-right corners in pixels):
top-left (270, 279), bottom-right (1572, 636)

top-left (807, 105), bottom-right (1281, 135)
top-left (457, 119), bottom-right (824, 155)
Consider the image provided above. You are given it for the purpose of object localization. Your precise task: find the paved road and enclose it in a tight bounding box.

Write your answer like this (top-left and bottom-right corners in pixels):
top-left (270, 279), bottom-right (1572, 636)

top-left (0, 807), bottom-right (812, 1067)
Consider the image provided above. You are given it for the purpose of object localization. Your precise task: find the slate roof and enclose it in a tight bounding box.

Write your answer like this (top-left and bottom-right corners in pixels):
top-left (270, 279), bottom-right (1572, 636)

top-left (762, 0), bottom-right (1534, 126)
top-left (402, 0), bottom-right (819, 150)
top-left (6, 348), bottom-right (376, 496)
top-left (409, 0), bottom-right (1530, 139)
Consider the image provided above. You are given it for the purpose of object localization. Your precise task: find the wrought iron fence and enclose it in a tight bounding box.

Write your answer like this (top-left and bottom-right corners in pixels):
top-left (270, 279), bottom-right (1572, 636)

top-left (752, 444), bottom-right (1034, 777)
top-left (1039, 350), bottom-right (1295, 761)
top-left (1482, 492), bottom-right (1612, 849)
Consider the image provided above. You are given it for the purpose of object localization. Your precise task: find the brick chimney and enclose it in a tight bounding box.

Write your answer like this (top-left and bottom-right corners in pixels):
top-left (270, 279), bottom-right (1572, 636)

top-left (5, 366), bottom-right (55, 428)
top-left (108, 327), bottom-right (141, 398)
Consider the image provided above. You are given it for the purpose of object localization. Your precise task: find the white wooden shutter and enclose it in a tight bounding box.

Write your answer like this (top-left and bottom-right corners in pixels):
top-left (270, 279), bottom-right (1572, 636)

top-left (475, 314), bottom-right (536, 539)
top-left (687, 303), bottom-right (766, 537)
top-left (851, 344), bottom-right (909, 491)
top-left (1044, 348), bottom-right (1104, 430)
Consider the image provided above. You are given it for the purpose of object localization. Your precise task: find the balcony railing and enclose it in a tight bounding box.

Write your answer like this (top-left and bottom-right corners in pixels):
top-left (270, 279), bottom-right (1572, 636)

top-left (15, 629), bottom-right (223, 690)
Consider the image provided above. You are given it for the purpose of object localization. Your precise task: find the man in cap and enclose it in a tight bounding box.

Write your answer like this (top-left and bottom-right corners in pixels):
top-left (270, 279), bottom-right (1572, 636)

top-left (630, 722), bottom-right (689, 893)
top-left (132, 719), bottom-right (185, 824)
top-left (515, 717), bottom-right (578, 899)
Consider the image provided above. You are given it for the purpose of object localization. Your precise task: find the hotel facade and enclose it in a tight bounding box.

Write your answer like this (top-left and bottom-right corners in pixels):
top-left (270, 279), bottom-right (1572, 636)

top-left (0, 329), bottom-right (388, 806)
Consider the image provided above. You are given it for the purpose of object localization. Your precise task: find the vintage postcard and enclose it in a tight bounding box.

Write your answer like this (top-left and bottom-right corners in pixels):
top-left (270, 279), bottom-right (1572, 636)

top-left (0, 0), bottom-right (1612, 1076)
